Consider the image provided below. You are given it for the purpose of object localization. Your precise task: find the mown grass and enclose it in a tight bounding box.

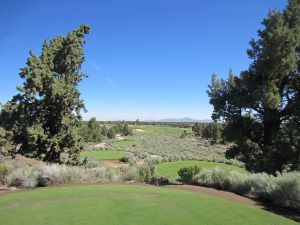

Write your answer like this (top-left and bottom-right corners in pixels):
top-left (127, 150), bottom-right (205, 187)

top-left (131, 125), bottom-right (191, 136)
top-left (81, 150), bottom-right (126, 160)
top-left (156, 160), bottom-right (249, 181)
top-left (0, 184), bottom-right (297, 225)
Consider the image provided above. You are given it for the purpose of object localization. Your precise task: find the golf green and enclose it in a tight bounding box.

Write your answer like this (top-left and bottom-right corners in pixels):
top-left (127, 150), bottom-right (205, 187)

top-left (81, 150), bottom-right (126, 160)
top-left (156, 160), bottom-right (249, 181)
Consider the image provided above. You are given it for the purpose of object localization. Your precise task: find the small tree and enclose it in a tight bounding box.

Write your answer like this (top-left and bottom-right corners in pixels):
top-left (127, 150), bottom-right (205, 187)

top-left (80, 117), bottom-right (102, 142)
top-left (101, 125), bottom-right (108, 136)
top-left (122, 124), bottom-right (133, 136)
top-left (178, 166), bottom-right (201, 184)
top-left (107, 128), bottom-right (116, 139)
top-left (180, 130), bottom-right (188, 138)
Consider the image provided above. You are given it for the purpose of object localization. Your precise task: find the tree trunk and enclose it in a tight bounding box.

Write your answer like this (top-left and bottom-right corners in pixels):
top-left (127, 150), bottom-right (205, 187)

top-left (263, 110), bottom-right (281, 149)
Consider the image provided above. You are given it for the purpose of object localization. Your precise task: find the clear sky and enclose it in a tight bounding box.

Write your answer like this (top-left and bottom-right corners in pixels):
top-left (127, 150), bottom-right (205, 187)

top-left (0, 0), bottom-right (286, 121)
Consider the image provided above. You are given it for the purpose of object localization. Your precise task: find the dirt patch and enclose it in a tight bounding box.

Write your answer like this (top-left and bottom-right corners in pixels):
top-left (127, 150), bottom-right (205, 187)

top-left (102, 158), bottom-right (144, 167)
top-left (2, 154), bottom-right (41, 167)
top-left (94, 143), bottom-right (106, 148)
top-left (102, 160), bottom-right (127, 168)
top-left (137, 159), bottom-right (144, 165)
top-left (115, 134), bottom-right (126, 140)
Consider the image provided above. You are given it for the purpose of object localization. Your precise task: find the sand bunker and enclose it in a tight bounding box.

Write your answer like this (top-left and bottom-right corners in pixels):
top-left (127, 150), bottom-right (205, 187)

top-left (134, 129), bottom-right (146, 132)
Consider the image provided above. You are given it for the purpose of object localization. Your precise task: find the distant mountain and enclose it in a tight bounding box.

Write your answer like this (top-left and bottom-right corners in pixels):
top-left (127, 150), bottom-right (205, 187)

top-left (145, 117), bottom-right (213, 123)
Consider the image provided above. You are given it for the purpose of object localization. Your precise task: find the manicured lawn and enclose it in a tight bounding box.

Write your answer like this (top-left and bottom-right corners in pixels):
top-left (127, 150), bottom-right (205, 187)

top-left (132, 125), bottom-right (191, 136)
top-left (0, 184), bottom-right (297, 225)
top-left (114, 140), bottom-right (139, 147)
top-left (156, 160), bottom-right (249, 180)
top-left (81, 150), bottom-right (126, 160)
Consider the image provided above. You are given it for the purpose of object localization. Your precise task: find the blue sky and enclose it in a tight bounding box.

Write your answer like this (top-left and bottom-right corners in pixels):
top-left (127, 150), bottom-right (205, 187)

top-left (0, 0), bottom-right (286, 120)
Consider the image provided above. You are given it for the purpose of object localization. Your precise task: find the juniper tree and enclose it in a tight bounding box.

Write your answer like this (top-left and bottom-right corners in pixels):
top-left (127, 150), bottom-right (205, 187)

top-left (207, 0), bottom-right (300, 173)
top-left (0, 25), bottom-right (90, 164)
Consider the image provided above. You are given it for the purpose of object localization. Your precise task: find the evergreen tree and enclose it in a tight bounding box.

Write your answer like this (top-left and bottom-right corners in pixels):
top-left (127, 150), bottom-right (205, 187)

top-left (107, 128), bottom-right (116, 139)
top-left (207, 1), bottom-right (300, 173)
top-left (0, 25), bottom-right (90, 164)
top-left (79, 117), bottom-right (102, 142)
top-left (101, 125), bottom-right (108, 136)
top-left (122, 124), bottom-right (133, 136)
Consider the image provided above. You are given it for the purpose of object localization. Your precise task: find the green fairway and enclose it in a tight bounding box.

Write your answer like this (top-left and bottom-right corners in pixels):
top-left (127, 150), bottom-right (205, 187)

top-left (156, 160), bottom-right (249, 180)
top-left (132, 125), bottom-right (191, 136)
top-left (0, 184), bottom-right (297, 225)
top-left (82, 150), bottom-right (126, 160)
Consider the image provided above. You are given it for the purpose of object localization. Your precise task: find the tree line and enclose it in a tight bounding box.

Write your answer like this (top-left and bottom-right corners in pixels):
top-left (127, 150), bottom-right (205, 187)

top-left (192, 123), bottom-right (224, 144)
top-left (79, 117), bottom-right (133, 142)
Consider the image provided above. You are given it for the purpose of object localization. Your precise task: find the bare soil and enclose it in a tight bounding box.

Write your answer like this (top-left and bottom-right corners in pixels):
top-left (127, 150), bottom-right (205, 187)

top-left (115, 134), bottom-right (126, 140)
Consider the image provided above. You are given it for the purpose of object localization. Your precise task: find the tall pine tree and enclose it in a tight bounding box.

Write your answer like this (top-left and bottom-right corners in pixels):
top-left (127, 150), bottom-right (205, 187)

top-left (207, 0), bottom-right (300, 173)
top-left (0, 25), bottom-right (90, 164)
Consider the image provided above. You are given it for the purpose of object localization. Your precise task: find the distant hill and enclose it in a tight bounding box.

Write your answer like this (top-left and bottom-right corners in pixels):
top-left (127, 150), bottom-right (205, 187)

top-left (144, 117), bottom-right (213, 123)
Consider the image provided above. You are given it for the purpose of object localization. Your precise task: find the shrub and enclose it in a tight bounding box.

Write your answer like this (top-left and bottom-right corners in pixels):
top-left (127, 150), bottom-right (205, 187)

top-left (6, 167), bottom-right (40, 188)
top-left (117, 166), bottom-right (138, 181)
top-left (0, 163), bottom-right (12, 184)
top-left (84, 158), bottom-right (103, 168)
top-left (137, 163), bottom-right (156, 183)
top-left (178, 166), bottom-right (201, 184)
top-left (120, 153), bottom-right (137, 165)
top-left (194, 168), bottom-right (300, 211)
top-left (269, 172), bottom-right (300, 209)
top-left (149, 176), bottom-right (170, 186)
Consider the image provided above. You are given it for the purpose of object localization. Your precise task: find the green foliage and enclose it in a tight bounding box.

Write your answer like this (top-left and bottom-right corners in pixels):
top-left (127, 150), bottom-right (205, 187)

top-left (192, 123), bottom-right (223, 143)
top-left (0, 164), bottom-right (11, 184)
top-left (177, 165), bottom-right (201, 184)
top-left (111, 123), bottom-right (123, 134)
top-left (0, 25), bottom-right (90, 164)
top-left (79, 117), bottom-right (102, 142)
top-left (0, 127), bottom-right (14, 154)
top-left (137, 162), bottom-right (156, 183)
top-left (207, 1), bottom-right (300, 173)
top-left (122, 124), bottom-right (133, 136)
top-left (107, 128), bottom-right (116, 139)
top-left (101, 125), bottom-right (108, 136)
top-left (180, 130), bottom-right (188, 138)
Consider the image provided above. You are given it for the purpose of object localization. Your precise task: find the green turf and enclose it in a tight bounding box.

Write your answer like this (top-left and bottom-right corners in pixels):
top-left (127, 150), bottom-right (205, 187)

top-left (132, 125), bottom-right (191, 136)
top-left (114, 140), bottom-right (139, 147)
top-left (81, 150), bottom-right (126, 160)
top-left (0, 184), bottom-right (297, 225)
top-left (156, 160), bottom-right (249, 180)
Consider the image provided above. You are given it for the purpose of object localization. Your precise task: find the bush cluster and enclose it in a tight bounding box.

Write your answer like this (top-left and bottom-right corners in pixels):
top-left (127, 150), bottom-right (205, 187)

top-left (1, 161), bottom-right (158, 189)
top-left (177, 166), bottom-right (201, 184)
top-left (193, 168), bottom-right (300, 211)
